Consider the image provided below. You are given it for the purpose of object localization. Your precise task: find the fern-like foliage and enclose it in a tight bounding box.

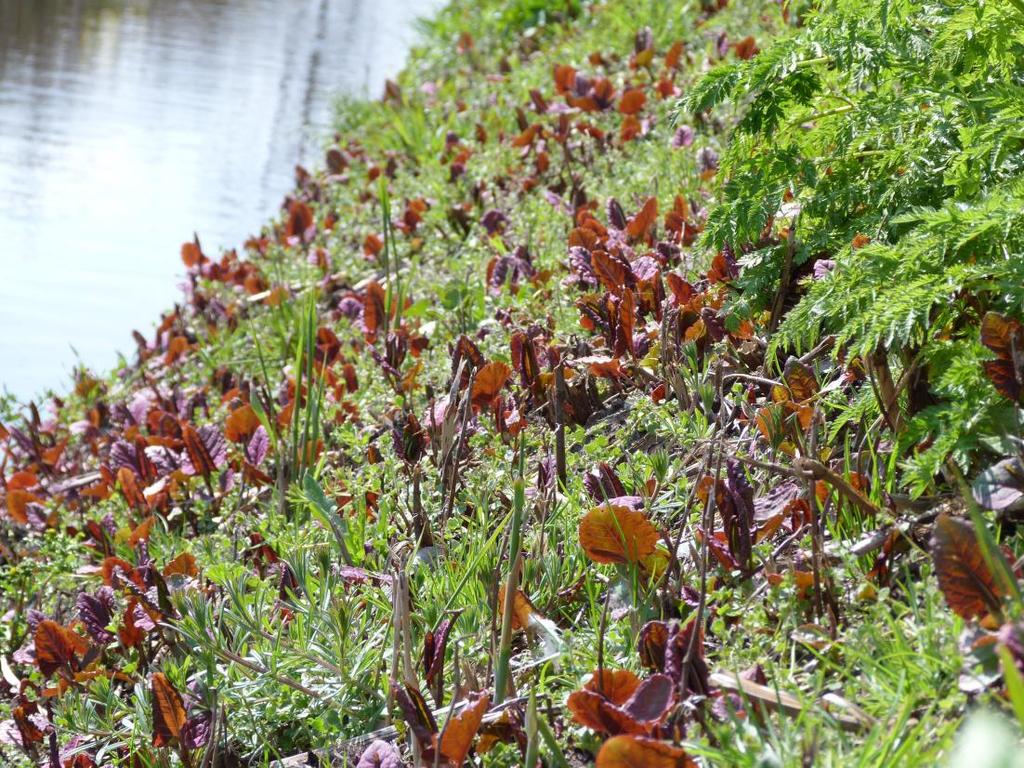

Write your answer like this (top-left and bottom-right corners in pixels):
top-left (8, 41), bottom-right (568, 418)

top-left (683, 0), bottom-right (1024, 493)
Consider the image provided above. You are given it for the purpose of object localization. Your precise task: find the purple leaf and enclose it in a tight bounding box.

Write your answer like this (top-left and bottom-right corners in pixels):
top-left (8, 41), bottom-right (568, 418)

top-left (696, 146), bottom-right (719, 174)
top-left (109, 440), bottom-right (139, 473)
top-left (128, 391), bottom-right (156, 426)
top-left (663, 618), bottom-right (710, 697)
top-left (145, 445), bottom-right (180, 477)
top-left (180, 425), bottom-right (228, 477)
top-left (566, 246), bottom-right (598, 289)
top-left (488, 246), bottom-right (535, 296)
top-left (245, 426), bottom-right (270, 467)
top-left (605, 495), bottom-right (645, 512)
top-left (337, 295), bottom-right (363, 320)
top-left (535, 454), bottom-right (558, 495)
top-left (423, 611), bottom-right (463, 692)
top-left (631, 255), bottom-right (661, 283)
top-left (12, 641), bottom-right (35, 666)
top-left (813, 259), bottom-right (837, 279)
top-left (716, 32), bottom-right (730, 58)
top-left (999, 620), bottom-right (1024, 678)
top-left (622, 674), bottom-right (674, 724)
top-left (181, 711), bottom-right (213, 750)
top-left (584, 462), bottom-right (626, 503)
top-left (543, 189), bottom-right (570, 213)
top-left (131, 602), bottom-right (156, 632)
top-left (671, 125), bottom-right (694, 148)
top-left (721, 460), bottom-right (755, 571)
top-left (391, 683), bottom-right (437, 747)
top-left (480, 209), bottom-right (508, 235)
top-left (606, 198), bottom-right (627, 230)
top-left (973, 457), bottom-right (1024, 512)
top-left (26, 610), bottom-right (46, 632)
top-left (357, 739), bottom-right (402, 768)
top-left (77, 587), bottom-right (116, 644)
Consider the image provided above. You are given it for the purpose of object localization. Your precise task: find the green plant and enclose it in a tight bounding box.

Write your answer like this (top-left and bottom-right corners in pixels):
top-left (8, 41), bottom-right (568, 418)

top-left (683, 0), bottom-right (1024, 493)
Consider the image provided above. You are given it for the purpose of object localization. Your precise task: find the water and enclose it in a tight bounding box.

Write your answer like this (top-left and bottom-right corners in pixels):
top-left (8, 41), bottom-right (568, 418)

top-left (0, 0), bottom-right (440, 400)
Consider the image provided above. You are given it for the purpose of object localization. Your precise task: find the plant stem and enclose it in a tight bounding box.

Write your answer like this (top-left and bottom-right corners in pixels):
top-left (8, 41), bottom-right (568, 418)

top-left (494, 464), bottom-right (525, 705)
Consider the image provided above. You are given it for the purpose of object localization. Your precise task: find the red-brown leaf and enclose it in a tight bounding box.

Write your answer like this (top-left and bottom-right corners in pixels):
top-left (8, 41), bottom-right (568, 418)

top-left (35, 620), bottom-right (82, 676)
top-left (981, 312), bottom-right (1024, 402)
top-left (181, 424), bottom-right (227, 479)
top-left (618, 89), bottom-right (646, 115)
top-left (592, 250), bottom-right (630, 294)
top-left (930, 513), bottom-right (1005, 619)
top-left (625, 197), bottom-right (657, 240)
top-left (151, 672), bottom-right (187, 747)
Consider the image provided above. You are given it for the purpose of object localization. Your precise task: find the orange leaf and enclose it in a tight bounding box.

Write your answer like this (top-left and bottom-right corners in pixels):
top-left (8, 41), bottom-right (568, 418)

top-left (733, 36), bottom-right (759, 60)
top-left (284, 200), bottom-right (314, 240)
top-left (596, 735), bottom-right (695, 768)
top-left (783, 358), bottom-right (818, 402)
top-left (496, 586), bottom-right (538, 631)
top-left (181, 239), bottom-right (203, 268)
top-left (569, 226), bottom-right (600, 250)
top-left (439, 691), bottom-right (490, 766)
top-left (620, 115), bottom-right (642, 143)
top-left (981, 312), bottom-right (1023, 360)
top-left (577, 356), bottom-right (623, 379)
top-left (930, 514), bottom-right (1005, 620)
top-left (553, 64), bottom-right (577, 94)
top-left (363, 233), bottom-right (384, 257)
top-left (511, 124), bottom-right (540, 148)
top-left (7, 471), bottom-right (38, 491)
top-left (6, 489), bottom-right (40, 524)
top-left (567, 673), bottom-right (674, 735)
top-left (665, 41), bottom-right (684, 69)
top-left (363, 281), bottom-right (387, 336)
top-left (579, 505), bottom-right (659, 564)
top-left (42, 443), bottom-right (66, 468)
top-left (225, 404), bottom-right (260, 443)
top-left (625, 197), bottom-right (657, 240)
top-left (583, 669), bottom-right (641, 705)
top-left (151, 672), bottom-right (187, 747)
top-left (164, 335), bottom-right (189, 366)
top-left (163, 552), bottom-right (198, 579)
top-left (568, 690), bottom-right (642, 734)
top-left (101, 556), bottom-right (139, 588)
top-left (118, 599), bottom-right (148, 648)
top-left (117, 467), bottom-right (147, 511)
top-left (471, 362), bottom-right (512, 407)
top-left (618, 89), bottom-right (646, 115)
top-left (618, 289), bottom-right (636, 357)
top-left (129, 516), bottom-right (155, 546)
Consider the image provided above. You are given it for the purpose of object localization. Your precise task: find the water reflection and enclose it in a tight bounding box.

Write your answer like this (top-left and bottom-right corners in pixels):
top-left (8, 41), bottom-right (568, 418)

top-left (0, 0), bottom-right (438, 399)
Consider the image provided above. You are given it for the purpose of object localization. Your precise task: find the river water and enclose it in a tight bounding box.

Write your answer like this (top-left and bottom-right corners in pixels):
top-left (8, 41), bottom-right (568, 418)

top-left (0, 0), bottom-right (440, 401)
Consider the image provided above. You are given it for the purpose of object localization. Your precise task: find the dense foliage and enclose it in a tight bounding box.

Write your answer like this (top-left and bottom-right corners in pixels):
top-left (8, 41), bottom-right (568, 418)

top-left (1, 0), bottom-right (1024, 766)
top-left (683, 0), bottom-right (1024, 491)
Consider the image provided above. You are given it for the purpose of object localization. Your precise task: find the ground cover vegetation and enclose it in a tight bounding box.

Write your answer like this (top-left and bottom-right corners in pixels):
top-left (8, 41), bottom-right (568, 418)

top-left (2, 0), bottom-right (1024, 765)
